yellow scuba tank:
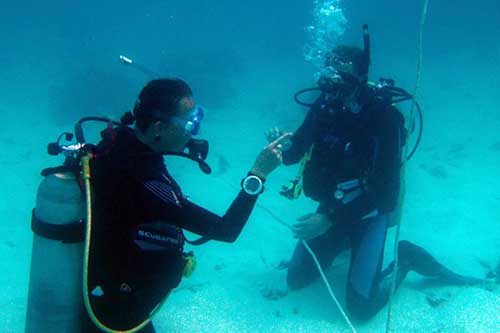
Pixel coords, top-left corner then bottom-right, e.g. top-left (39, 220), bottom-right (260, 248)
top-left (25, 169), bottom-right (86, 333)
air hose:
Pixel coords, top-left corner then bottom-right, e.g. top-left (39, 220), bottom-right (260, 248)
top-left (81, 154), bottom-right (168, 333)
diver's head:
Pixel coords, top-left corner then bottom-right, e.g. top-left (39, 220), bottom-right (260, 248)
top-left (318, 46), bottom-right (369, 101)
top-left (325, 45), bottom-right (368, 80)
top-left (131, 78), bottom-right (204, 153)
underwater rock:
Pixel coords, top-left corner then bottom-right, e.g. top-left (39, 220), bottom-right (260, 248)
top-left (425, 292), bottom-right (450, 308)
top-left (428, 166), bottom-right (448, 179)
top-left (496, 257), bottom-right (500, 284)
top-left (259, 252), bottom-right (268, 267)
top-left (2, 241), bottom-right (15, 248)
top-left (175, 282), bottom-right (208, 294)
top-left (214, 263), bottom-right (226, 271)
top-left (478, 258), bottom-right (493, 272)
top-left (216, 155), bottom-right (230, 175)
top-left (448, 143), bottom-right (466, 155)
top-left (483, 281), bottom-right (498, 292)
top-left (478, 257), bottom-right (500, 283)
top-left (489, 141), bottom-right (500, 152)
top-left (419, 164), bottom-right (448, 179)
top-left (447, 143), bottom-right (469, 160)
top-left (262, 288), bottom-right (288, 301)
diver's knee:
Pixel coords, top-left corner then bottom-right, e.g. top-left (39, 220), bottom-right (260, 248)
top-left (345, 286), bottom-right (384, 321)
top-left (397, 240), bottom-right (418, 264)
top-left (397, 240), bottom-right (414, 254)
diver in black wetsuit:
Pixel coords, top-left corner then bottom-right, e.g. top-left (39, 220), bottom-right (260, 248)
top-left (82, 78), bottom-right (290, 332)
top-left (264, 45), bottom-right (481, 320)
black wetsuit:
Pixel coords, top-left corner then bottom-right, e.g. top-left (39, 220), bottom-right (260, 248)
top-left (83, 127), bottom-right (259, 332)
top-left (283, 90), bottom-right (477, 320)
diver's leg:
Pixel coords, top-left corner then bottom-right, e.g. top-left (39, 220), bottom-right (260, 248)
top-left (287, 222), bottom-right (349, 290)
top-left (397, 240), bottom-right (483, 285)
top-left (345, 237), bottom-right (484, 321)
top-left (345, 214), bottom-right (390, 320)
top-left (261, 222), bottom-right (347, 300)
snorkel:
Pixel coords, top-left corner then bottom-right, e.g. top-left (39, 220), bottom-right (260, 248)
top-left (119, 55), bottom-right (159, 77)
top-left (360, 24), bottom-right (370, 81)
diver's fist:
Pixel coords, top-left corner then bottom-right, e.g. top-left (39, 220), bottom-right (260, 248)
top-left (265, 127), bottom-right (292, 151)
top-left (251, 132), bottom-right (292, 179)
top-left (265, 127), bottom-right (284, 143)
top-left (291, 213), bottom-right (334, 240)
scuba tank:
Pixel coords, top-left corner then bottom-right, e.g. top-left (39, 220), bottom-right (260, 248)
top-left (25, 163), bottom-right (86, 332)
top-left (25, 117), bottom-right (211, 333)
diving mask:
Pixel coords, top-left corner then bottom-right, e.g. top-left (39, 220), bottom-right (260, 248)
top-left (317, 68), bottom-right (362, 98)
top-left (171, 106), bottom-right (204, 136)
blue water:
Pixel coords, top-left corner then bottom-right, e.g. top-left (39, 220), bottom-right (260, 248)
top-left (2, 1), bottom-right (500, 332)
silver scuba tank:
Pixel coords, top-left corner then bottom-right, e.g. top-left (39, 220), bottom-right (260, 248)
top-left (25, 171), bottom-right (85, 333)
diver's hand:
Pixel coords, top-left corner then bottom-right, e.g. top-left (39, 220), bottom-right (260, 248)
top-left (265, 127), bottom-right (292, 151)
top-left (291, 213), bottom-right (334, 240)
top-left (265, 127), bottom-right (284, 142)
top-left (251, 132), bottom-right (292, 179)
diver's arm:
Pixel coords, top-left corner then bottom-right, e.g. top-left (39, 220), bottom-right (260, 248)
top-left (141, 134), bottom-right (286, 242)
top-left (140, 178), bottom-right (258, 242)
top-left (175, 191), bottom-right (259, 242)
top-left (328, 109), bottom-right (403, 222)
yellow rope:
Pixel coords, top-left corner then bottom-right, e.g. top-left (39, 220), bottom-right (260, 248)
top-left (385, 1), bottom-right (429, 332)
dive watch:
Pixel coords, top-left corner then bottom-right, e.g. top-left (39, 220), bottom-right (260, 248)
top-left (241, 174), bottom-right (264, 195)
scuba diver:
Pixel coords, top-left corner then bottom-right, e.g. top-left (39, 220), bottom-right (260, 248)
top-left (26, 78), bottom-right (290, 333)
top-left (262, 27), bottom-right (482, 320)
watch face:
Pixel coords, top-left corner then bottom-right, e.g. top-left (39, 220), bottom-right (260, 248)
top-left (243, 175), bottom-right (263, 195)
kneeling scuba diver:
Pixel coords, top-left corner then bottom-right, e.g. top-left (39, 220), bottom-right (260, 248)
top-left (280, 24), bottom-right (423, 201)
top-left (26, 78), bottom-right (289, 333)
top-left (265, 26), bottom-right (483, 326)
